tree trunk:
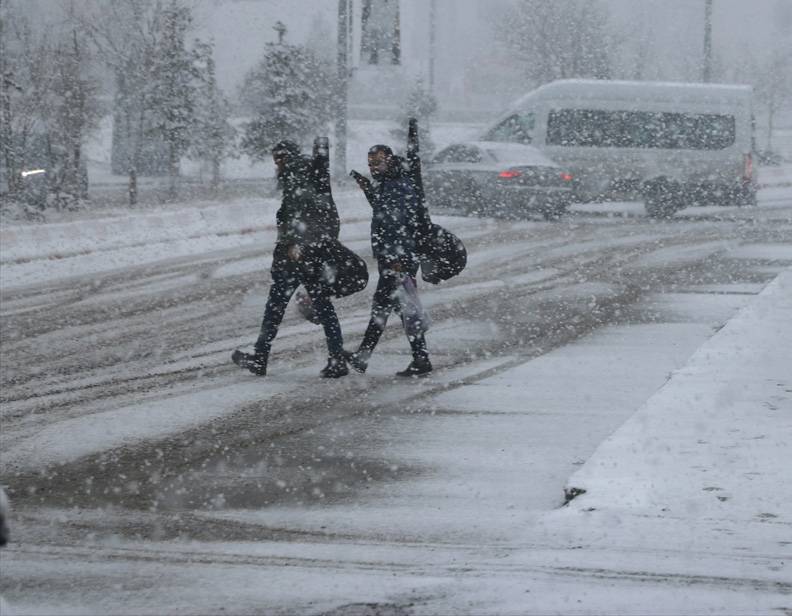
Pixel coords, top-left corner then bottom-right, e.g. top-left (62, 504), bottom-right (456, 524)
top-left (168, 142), bottom-right (179, 200)
top-left (128, 167), bottom-right (138, 206)
top-left (128, 106), bottom-right (145, 207)
top-left (211, 156), bottom-right (220, 193)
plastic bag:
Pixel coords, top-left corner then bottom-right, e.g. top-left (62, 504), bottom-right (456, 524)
top-left (295, 287), bottom-right (322, 325)
top-left (397, 275), bottom-right (431, 337)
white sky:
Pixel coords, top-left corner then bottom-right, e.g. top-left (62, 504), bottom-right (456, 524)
top-left (8, 0), bottom-right (790, 117)
top-left (191, 0), bottom-right (791, 96)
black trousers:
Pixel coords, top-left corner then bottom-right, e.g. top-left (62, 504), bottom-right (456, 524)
top-left (254, 251), bottom-right (343, 359)
top-left (358, 260), bottom-right (428, 361)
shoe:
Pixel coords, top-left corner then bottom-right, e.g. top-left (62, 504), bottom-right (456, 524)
top-left (342, 349), bottom-right (369, 374)
top-left (396, 358), bottom-right (432, 378)
top-left (232, 350), bottom-right (267, 376)
top-left (320, 356), bottom-right (349, 378)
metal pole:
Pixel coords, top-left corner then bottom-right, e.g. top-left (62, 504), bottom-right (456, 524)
top-left (335, 0), bottom-right (348, 177)
top-left (703, 0), bottom-right (712, 82)
top-left (429, 0), bottom-right (436, 92)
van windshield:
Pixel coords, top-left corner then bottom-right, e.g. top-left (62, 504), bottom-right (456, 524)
top-left (546, 109), bottom-right (736, 150)
top-left (484, 113), bottom-right (535, 144)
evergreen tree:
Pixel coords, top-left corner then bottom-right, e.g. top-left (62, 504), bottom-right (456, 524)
top-left (190, 39), bottom-right (236, 191)
top-left (148, 0), bottom-right (198, 199)
top-left (239, 38), bottom-right (334, 160)
top-left (47, 26), bottom-right (102, 209)
top-left (84, 0), bottom-right (162, 204)
top-left (391, 77), bottom-right (438, 156)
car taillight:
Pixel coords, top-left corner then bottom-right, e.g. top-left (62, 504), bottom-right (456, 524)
top-left (743, 153), bottom-right (753, 182)
top-left (498, 170), bottom-right (521, 179)
top-left (560, 172), bottom-right (574, 182)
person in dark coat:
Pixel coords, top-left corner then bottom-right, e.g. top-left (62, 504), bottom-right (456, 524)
top-left (344, 144), bottom-right (432, 377)
top-left (232, 140), bottom-right (348, 378)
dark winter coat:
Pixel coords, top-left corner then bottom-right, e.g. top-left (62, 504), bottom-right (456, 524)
top-left (273, 155), bottom-right (340, 270)
top-left (276, 156), bottom-right (340, 248)
top-left (369, 164), bottom-right (426, 265)
top-left (272, 154), bottom-right (368, 297)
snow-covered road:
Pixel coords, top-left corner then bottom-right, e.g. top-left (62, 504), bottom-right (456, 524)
top-left (1, 186), bottom-right (791, 614)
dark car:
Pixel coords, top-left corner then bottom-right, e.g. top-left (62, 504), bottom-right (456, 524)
top-left (424, 141), bottom-right (575, 219)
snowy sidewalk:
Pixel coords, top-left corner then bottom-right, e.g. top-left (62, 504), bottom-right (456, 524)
top-left (491, 268), bottom-right (792, 613)
top-left (438, 270), bottom-right (792, 613)
top-left (562, 268), bottom-right (792, 520)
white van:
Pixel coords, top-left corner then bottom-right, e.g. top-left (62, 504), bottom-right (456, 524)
top-left (482, 79), bottom-right (757, 217)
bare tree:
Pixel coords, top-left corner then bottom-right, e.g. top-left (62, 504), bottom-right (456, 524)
top-left (731, 1), bottom-right (792, 153)
top-left (1, 5), bottom-right (47, 204)
top-left (0, 0), bottom-right (22, 198)
top-left (498, 0), bottom-right (613, 87)
top-left (1, 1), bottom-right (100, 215)
top-left (745, 49), bottom-right (792, 152)
top-left (81, 0), bottom-right (161, 205)
top-left (47, 10), bottom-right (102, 208)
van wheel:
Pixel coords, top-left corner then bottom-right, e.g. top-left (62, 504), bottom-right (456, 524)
top-left (734, 185), bottom-right (758, 207)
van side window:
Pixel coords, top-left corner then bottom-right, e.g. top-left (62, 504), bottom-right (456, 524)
top-left (484, 114), bottom-right (535, 144)
top-left (546, 109), bottom-right (735, 150)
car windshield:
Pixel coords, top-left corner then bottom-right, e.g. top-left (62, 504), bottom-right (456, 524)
top-left (484, 113), bottom-right (536, 144)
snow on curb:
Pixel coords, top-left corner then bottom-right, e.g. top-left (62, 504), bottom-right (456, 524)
top-left (0, 199), bottom-right (279, 265)
top-left (564, 268), bottom-right (792, 519)
top-left (758, 164), bottom-right (792, 188)
top-left (1, 165), bottom-right (787, 266)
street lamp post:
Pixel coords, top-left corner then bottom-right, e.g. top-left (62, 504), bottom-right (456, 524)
top-left (703, 0), bottom-right (713, 82)
top-left (429, 0), bottom-right (436, 93)
top-left (335, 0), bottom-right (349, 177)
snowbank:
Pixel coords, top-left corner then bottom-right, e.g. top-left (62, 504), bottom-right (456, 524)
top-left (0, 199), bottom-right (279, 265)
top-left (564, 269), bottom-right (792, 519)
top-left (759, 163), bottom-right (792, 188)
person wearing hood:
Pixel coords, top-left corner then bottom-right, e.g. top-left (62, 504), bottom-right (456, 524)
top-left (345, 144), bottom-right (432, 377)
top-left (232, 140), bottom-right (347, 378)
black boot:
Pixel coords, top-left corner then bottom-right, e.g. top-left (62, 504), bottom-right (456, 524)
top-left (320, 355), bottom-right (349, 378)
top-left (396, 357), bottom-right (432, 378)
top-left (231, 350), bottom-right (267, 376)
top-left (342, 349), bottom-right (370, 374)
